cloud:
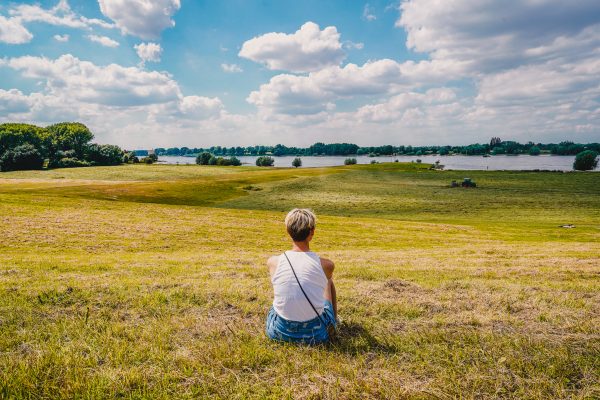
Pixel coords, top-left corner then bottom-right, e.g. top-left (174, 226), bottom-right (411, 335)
top-left (343, 41), bottom-right (364, 50)
top-left (98, 0), bottom-right (181, 39)
top-left (87, 34), bottom-right (119, 48)
top-left (221, 63), bottom-right (243, 73)
top-left (4, 54), bottom-right (179, 107)
top-left (355, 88), bottom-right (458, 123)
top-left (363, 4), bottom-right (376, 21)
top-left (9, 0), bottom-right (114, 30)
top-left (246, 58), bottom-right (463, 115)
top-left (53, 34), bottom-right (70, 42)
top-left (239, 21), bottom-right (345, 73)
top-left (134, 42), bottom-right (162, 63)
top-left (0, 54), bottom-right (225, 147)
top-left (0, 89), bottom-right (35, 114)
top-left (0, 15), bottom-right (33, 44)
top-left (397, 0), bottom-right (600, 74)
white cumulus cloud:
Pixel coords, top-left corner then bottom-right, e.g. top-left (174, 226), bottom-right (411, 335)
top-left (9, 0), bottom-right (113, 30)
top-left (239, 21), bottom-right (345, 73)
top-left (87, 34), bottom-right (119, 48)
top-left (221, 63), bottom-right (243, 73)
top-left (98, 0), bottom-right (181, 39)
top-left (134, 42), bottom-right (162, 63)
top-left (53, 34), bottom-right (70, 42)
top-left (0, 15), bottom-right (33, 44)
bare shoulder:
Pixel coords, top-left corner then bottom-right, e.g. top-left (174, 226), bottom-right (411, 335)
top-left (319, 257), bottom-right (335, 278)
top-left (267, 255), bottom-right (279, 269)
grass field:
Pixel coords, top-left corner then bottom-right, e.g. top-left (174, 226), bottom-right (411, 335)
top-left (1, 163), bottom-right (599, 399)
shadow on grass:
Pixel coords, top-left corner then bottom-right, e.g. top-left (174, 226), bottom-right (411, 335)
top-left (327, 321), bottom-right (399, 355)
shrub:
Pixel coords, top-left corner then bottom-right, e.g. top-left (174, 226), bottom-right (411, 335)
top-left (208, 155), bottom-right (217, 165)
top-left (529, 146), bottom-right (541, 156)
top-left (256, 156), bottom-right (275, 167)
top-left (196, 152), bottom-right (212, 165)
top-left (54, 157), bottom-right (91, 168)
top-left (344, 158), bottom-right (357, 165)
top-left (229, 156), bottom-right (242, 166)
top-left (370, 160), bottom-right (378, 164)
top-left (0, 143), bottom-right (44, 171)
top-left (292, 157), bottom-right (302, 168)
top-left (85, 144), bottom-right (124, 166)
top-left (573, 150), bottom-right (598, 171)
top-left (142, 157), bottom-right (154, 164)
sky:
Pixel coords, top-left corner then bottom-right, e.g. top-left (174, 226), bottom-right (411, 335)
top-left (0, 0), bottom-right (599, 149)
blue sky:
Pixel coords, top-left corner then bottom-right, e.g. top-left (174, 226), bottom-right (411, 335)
top-left (1, 0), bottom-right (599, 148)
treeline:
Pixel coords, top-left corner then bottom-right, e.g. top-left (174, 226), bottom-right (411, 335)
top-left (0, 123), bottom-right (125, 172)
top-left (152, 139), bottom-right (600, 157)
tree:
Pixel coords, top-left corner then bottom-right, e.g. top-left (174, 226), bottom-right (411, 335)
top-left (528, 146), bottom-right (541, 156)
top-left (0, 143), bottom-right (44, 171)
top-left (229, 156), bottom-right (242, 166)
top-left (85, 144), bottom-right (124, 166)
top-left (292, 157), bottom-right (302, 168)
top-left (0, 123), bottom-right (49, 159)
top-left (573, 150), bottom-right (598, 171)
top-left (196, 152), bottom-right (212, 165)
top-left (490, 137), bottom-right (502, 147)
top-left (46, 122), bottom-right (94, 159)
top-left (256, 156), bottom-right (274, 166)
top-left (344, 158), bottom-right (357, 165)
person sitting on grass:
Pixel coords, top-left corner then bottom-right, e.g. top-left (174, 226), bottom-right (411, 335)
top-left (266, 208), bottom-right (337, 344)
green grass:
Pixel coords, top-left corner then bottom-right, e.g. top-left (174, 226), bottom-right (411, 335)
top-left (1, 163), bottom-right (598, 399)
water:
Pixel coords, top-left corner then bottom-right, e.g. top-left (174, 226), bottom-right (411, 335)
top-left (158, 154), bottom-right (596, 171)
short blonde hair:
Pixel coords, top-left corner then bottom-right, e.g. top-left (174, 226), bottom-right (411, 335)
top-left (285, 208), bottom-right (316, 241)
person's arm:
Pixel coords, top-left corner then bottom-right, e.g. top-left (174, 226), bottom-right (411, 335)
top-left (267, 255), bottom-right (279, 278)
top-left (320, 257), bottom-right (334, 279)
top-left (320, 257), bottom-right (337, 318)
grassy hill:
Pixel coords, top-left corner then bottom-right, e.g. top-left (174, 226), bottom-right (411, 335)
top-left (1, 163), bottom-right (598, 398)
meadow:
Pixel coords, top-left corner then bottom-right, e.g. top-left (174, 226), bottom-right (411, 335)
top-left (0, 163), bottom-right (598, 399)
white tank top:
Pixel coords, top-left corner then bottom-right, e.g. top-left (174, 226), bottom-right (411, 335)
top-left (271, 251), bottom-right (328, 322)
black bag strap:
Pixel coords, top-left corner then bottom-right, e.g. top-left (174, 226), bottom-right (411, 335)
top-left (283, 251), bottom-right (326, 326)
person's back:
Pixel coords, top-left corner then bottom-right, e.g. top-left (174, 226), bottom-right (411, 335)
top-left (271, 251), bottom-right (327, 322)
top-left (266, 208), bottom-right (337, 344)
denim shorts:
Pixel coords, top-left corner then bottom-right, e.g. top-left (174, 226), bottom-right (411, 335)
top-left (266, 300), bottom-right (336, 344)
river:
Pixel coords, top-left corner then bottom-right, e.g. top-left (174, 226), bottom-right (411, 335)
top-left (157, 154), bottom-right (597, 171)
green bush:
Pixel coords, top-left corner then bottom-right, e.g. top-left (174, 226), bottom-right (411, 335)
top-left (0, 143), bottom-right (44, 171)
top-left (573, 150), bottom-right (598, 171)
top-left (229, 156), bottom-right (242, 166)
top-left (196, 152), bottom-right (212, 165)
top-left (54, 157), bottom-right (91, 168)
top-left (292, 157), bottom-right (302, 168)
top-left (528, 146), bottom-right (541, 156)
top-left (85, 144), bottom-right (124, 166)
top-left (142, 157), bottom-right (154, 164)
top-left (256, 156), bottom-right (274, 167)
top-left (344, 158), bottom-right (357, 165)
